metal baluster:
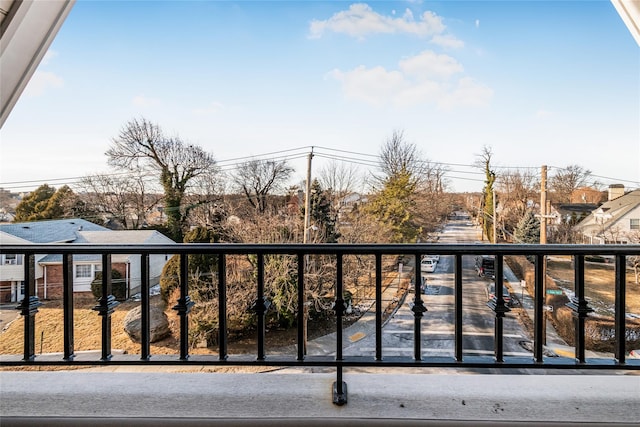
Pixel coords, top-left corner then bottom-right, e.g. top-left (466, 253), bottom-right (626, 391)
top-left (92, 253), bottom-right (119, 361)
top-left (615, 254), bottom-right (627, 364)
top-left (412, 254), bottom-right (427, 361)
top-left (455, 253), bottom-right (463, 362)
top-left (62, 253), bottom-right (75, 361)
top-left (333, 253), bottom-right (347, 405)
top-left (173, 253), bottom-right (194, 360)
top-left (297, 253), bottom-right (305, 360)
top-left (140, 253), bottom-right (150, 360)
top-left (375, 253), bottom-right (382, 361)
top-left (534, 254), bottom-right (545, 362)
top-left (251, 253), bottom-right (270, 361)
top-left (487, 255), bottom-right (509, 362)
top-left (567, 254), bottom-right (593, 363)
top-left (218, 254), bottom-right (228, 360)
top-left (17, 254), bottom-right (41, 361)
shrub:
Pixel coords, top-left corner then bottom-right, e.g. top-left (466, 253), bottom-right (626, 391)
top-left (90, 270), bottom-right (126, 301)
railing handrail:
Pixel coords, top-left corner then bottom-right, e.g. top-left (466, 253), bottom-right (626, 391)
top-left (1, 242), bottom-right (639, 404)
top-left (3, 242), bottom-right (640, 255)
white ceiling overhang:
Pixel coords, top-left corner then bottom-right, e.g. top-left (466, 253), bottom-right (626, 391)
top-left (611, 0), bottom-right (640, 46)
top-left (0, 0), bottom-right (75, 127)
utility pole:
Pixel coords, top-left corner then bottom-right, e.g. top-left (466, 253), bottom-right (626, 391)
top-left (302, 147), bottom-right (314, 354)
top-left (303, 148), bottom-right (313, 244)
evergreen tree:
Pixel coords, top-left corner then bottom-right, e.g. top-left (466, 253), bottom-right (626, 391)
top-left (14, 184), bottom-right (77, 221)
top-left (303, 179), bottom-right (340, 243)
top-left (365, 172), bottom-right (421, 243)
top-left (514, 209), bottom-right (540, 244)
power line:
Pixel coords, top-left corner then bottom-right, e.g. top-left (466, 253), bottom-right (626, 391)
top-left (217, 146), bottom-right (312, 164)
top-left (2, 145), bottom-right (638, 193)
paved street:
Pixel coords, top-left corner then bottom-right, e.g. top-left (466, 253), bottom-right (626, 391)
top-left (337, 219), bottom-right (532, 361)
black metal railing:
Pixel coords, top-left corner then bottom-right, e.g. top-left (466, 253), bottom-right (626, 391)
top-left (1, 243), bottom-right (639, 405)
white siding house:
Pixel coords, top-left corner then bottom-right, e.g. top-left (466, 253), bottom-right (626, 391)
top-left (574, 189), bottom-right (640, 244)
top-left (75, 230), bottom-right (175, 295)
top-left (1, 219), bottom-right (175, 300)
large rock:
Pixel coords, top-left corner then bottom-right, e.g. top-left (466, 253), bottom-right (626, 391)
top-left (123, 305), bottom-right (171, 343)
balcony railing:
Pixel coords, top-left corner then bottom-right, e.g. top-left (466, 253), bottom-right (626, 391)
top-left (1, 243), bottom-right (639, 405)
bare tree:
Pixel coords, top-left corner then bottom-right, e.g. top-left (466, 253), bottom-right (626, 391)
top-left (377, 129), bottom-right (424, 186)
top-left (78, 172), bottom-right (161, 229)
top-left (496, 169), bottom-right (538, 240)
top-left (419, 161), bottom-right (449, 194)
top-left (318, 160), bottom-right (361, 201)
top-left (550, 165), bottom-right (592, 203)
top-left (475, 146), bottom-right (496, 242)
top-left (232, 158), bottom-right (294, 214)
top-left (107, 117), bottom-right (217, 241)
top-left (627, 231), bottom-right (640, 284)
top-left (317, 160), bottom-right (362, 235)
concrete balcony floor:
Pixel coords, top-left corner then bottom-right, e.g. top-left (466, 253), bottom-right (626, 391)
top-left (1, 368), bottom-right (639, 426)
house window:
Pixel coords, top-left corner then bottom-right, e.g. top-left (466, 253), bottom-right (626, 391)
top-left (94, 263), bottom-right (102, 272)
top-left (4, 254), bottom-right (16, 264)
top-left (630, 219), bottom-right (640, 230)
top-left (75, 265), bottom-right (92, 278)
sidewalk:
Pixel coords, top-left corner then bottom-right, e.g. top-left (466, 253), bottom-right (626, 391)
top-left (307, 263), bottom-right (407, 356)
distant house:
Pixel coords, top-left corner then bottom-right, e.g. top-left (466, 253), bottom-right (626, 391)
top-left (337, 193), bottom-right (367, 223)
top-left (569, 186), bottom-right (607, 204)
top-left (0, 210), bottom-right (16, 223)
top-left (0, 219), bottom-right (174, 302)
top-left (549, 203), bottom-right (598, 226)
top-left (573, 188), bottom-right (640, 244)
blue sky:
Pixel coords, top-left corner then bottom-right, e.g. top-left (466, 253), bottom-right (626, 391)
top-left (1, 0), bottom-right (638, 194)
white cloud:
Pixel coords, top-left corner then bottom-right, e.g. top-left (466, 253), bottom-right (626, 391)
top-left (329, 66), bottom-right (407, 106)
top-left (399, 51), bottom-right (464, 79)
top-left (309, 3), bottom-right (446, 39)
top-left (132, 95), bottom-right (161, 108)
top-left (328, 50), bottom-right (492, 110)
top-left (402, 8), bottom-right (414, 21)
top-left (23, 71), bottom-right (63, 97)
top-left (431, 34), bottom-right (464, 49)
top-left (475, 19), bottom-right (480, 29)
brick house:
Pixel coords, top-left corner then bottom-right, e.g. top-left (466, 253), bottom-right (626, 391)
top-left (0, 219), bottom-right (174, 302)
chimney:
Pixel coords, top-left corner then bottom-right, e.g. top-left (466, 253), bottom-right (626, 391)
top-left (608, 184), bottom-right (625, 201)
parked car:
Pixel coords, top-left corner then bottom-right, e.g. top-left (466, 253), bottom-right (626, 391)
top-left (475, 255), bottom-right (495, 279)
top-left (423, 254), bottom-right (440, 262)
top-left (629, 349), bottom-right (640, 359)
top-left (488, 283), bottom-right (511, 306)
top-left (420, 258), bottom-right (437, 273)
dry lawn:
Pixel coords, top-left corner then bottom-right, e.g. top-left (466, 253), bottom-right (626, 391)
top-left (546, 257), bottom-right (640, 316)
top-left (0, 294), bottom-right (189, 357)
